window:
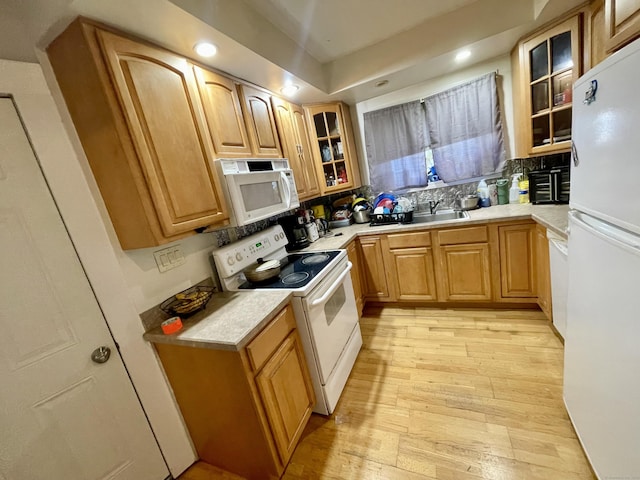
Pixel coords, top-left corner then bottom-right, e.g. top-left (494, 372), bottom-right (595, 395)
top-left (363, 101), bottom-right (428, 193)
top-left (424, 72), bottom-right (505, 183)
top-left (363, 72), bottom-right (505, 191)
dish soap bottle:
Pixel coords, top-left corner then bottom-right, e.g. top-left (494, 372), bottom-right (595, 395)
top-left (509, 174), bottom-right (521, 204)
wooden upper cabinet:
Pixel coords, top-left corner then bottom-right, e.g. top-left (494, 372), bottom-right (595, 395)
top-left (271, 96), bottom-right (321, 201)
top-left (238, 84), bottom-right (282, 158)
top-left (47, 19), bottom-right (229, 249)
top-left (304, 102), bottom-right (361, 195)
top-left (291, 103), bottom-right (321, 199)
top-left (605, 0), bottom-right (640, 52)
top-left (521, 15), bottom-right (581, 156)
top-left (589, 0), bottom-right (608, 68)
top-left (193, 66), bottom-right (253, 157)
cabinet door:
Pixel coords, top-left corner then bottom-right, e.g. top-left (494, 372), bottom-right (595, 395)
top-left (536, 225), bottom-right (553, 319)
top-left (271, 97), bottom-right (311, 200)
top-left (255, 333), bottom-right (314, 466)
top-left (359, 236), bottom-right (391, 300)
top-left (96, 30), bottom-right (228, 237)
top-left (346, 240), bottom-right (364, 316)
top-left (304, 102), bottom-right (359, 195)
top-left (388, 247), bottom-right (438, 301)
top-left (440, 244), bottom-right (492, 301)
top-left (498, 224), bottom-right (537, 298)
top-left (522, 15), bottom-right (581, 155)
top-left (193, 66), bottom-right (253, 157)
top-left (605, 0), bottom-right (640, 52)
top-left (291, 103), bottom-right (321, 199)
top-left (239, 84), bottom-right (282, 158)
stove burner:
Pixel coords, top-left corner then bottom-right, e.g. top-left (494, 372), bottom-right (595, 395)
top-left (282, 271), bottom-right (310, 285)
top-left (302, 253), bottom-right (330, 265)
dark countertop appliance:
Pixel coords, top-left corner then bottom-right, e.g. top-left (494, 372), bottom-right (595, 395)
top-left (278, 215), bottom-right (310, 251)
top-left (529, 166), bottom-right (570, 204)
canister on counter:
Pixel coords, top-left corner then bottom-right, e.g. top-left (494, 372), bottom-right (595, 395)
top-left (311, 204), bottom-right (327, 220)
top-left (488, 184), bottom-right (499, 205)
top-left (496, 179), bottom-right (509, 205)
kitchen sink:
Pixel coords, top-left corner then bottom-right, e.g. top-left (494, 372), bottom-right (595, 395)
top-left (412, 209), bottom-right (470, 224)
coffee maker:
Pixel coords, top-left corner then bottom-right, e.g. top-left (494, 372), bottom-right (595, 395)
top-left (278, 215), bottom-right (310, 251)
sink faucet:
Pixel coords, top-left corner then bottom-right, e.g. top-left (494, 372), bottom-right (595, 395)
top-left (428, 200), bottom-right (440, 214)
top-left (452, 191), bottom-right (463, 211)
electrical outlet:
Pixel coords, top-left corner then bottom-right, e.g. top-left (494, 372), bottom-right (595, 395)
top-left (153, 245), bottom-right (186, 272)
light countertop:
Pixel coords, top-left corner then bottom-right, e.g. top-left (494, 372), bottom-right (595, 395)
top-left (305, 204), bottom-right (569, 251)
top-left (143, 290), bottom-right (292, 351)
top-left (143, 204), bottom-right (568, 351)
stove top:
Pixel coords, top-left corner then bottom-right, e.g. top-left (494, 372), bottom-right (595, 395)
top-left (238, 251), bottom-right (341, 290)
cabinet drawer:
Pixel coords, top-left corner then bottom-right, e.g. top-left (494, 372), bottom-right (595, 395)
top-left (246, 305), bottom-right (296, 372)
top-left (387, 231), bottom-right (431, 249)
top-left (438, 226), bottom-right (488, 245)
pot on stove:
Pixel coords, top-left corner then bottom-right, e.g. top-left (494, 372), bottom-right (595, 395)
top-left (243, 258), bottom-right (281, 283)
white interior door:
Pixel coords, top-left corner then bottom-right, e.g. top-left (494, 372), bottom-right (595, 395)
top-left (0, 97), bottom-right (168, 480)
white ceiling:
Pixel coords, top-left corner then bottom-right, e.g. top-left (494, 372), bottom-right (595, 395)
top-left (1, 0), bottom-right (585, 104)
top-left (241, 0), bottom-right (481, 63)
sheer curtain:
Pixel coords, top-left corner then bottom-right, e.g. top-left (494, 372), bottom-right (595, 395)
top-left (363, 101), bottom-right (428, 192)
top-left (423, 72), bottom-right (505, 183)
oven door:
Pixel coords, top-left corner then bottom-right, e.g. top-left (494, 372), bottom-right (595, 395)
top-left (225, 170), bottom-right (300, 225)
top-left (301, 258), bottom-right (359, 384)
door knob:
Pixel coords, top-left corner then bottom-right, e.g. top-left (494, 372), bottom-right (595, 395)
top-left (91, 346), bottom-right (111, 364)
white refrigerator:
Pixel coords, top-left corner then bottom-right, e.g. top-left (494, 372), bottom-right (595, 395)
top-left (564, 38), bottom-right (640, 479)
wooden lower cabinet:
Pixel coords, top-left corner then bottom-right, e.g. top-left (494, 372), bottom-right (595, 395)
top-left (153, 305), bottom-right (314, 480)
top-left (498, 222), bottom-right (537, 299)
top-left (346, 240), bottom-right (365, 316)
top-left (359, 236), bottom-right (392, 301)
top-left (436, 226), bottom-right (492, 302)
top-left (356, 220), bottom-right (552, 309)
top-left (536, 224), bottom-right (553, 320)
top-left (438, 243), bottom-right (492, 301)
top-left (385, 231), bottom-right (437, 301)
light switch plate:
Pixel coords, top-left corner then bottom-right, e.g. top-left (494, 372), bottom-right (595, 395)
top-left (153, 245), bottom-right (186, 273)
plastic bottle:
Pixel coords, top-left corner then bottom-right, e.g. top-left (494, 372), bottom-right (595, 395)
top-left (477, 179), bottom-right (488, 199)
top-left (477, 179), bottom-right (490, 207)
top-left (509, 174), bottom-right (521, 204)
top-left (519, 179), bottom-right (530, 204)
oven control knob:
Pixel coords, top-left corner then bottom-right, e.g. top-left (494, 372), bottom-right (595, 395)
top-left (227, 256), bottom-right (235, 266)
top-left (279, 232), bottom-right (285, 240)
top-left (274, 234), bottom-right (279, 242)
top-left (235, 252), bottom-right (243, 262)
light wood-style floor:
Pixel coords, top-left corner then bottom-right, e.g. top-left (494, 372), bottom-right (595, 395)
top-left (180, 306), bottom-right (595, 480)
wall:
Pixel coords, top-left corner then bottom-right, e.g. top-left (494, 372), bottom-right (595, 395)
top-left (353, 54), bottom-right (516, 187)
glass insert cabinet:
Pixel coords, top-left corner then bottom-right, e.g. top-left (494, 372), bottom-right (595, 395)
top-left (304, 102), bottom-right (360, 195)
top-left (522, 15), bottom-right (581, 154)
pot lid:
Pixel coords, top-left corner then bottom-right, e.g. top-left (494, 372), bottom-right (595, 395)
top-left (254, 259), bottom-right (280, 272)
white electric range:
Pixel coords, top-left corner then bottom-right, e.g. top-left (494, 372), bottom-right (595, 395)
top-left (212, 225), bottom-right (362, 415)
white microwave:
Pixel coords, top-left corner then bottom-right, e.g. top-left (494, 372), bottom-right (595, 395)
top-left (214, 158), bottom-right (299, 228)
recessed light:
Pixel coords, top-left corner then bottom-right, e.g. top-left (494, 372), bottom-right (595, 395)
top-left (193, 42), bottom-right (218, 57)
top-left (280, 84), bottom-right (299, 96)
top-left (455, 50), bottom-right (471, 62)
